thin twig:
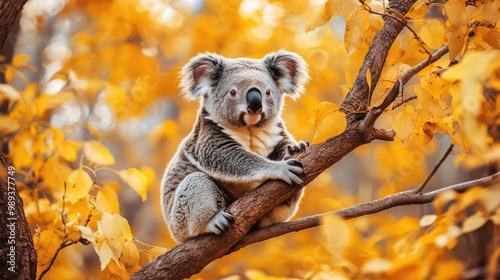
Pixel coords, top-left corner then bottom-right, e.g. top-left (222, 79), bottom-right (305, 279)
top-left (38, 183), bottom-right (69, 280)
top-left (392, 95), bottom-right (417, 109)
top-left (233, 170), bottom-right (500, 251)
top-left (414, 143), bottom-right (454, 194)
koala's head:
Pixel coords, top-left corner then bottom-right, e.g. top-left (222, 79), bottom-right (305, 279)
top-left (179, 50), bottom-right (309, 128)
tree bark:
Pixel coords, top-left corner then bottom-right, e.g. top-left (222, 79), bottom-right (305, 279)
top-left (0, 155), bottom-right (37, 280)
top-left (0, 0), bottom-right (27, 50)
top-left (1, 1), bottom-right (35, 279)
top-left (132, 0), bottom-right (418, 279)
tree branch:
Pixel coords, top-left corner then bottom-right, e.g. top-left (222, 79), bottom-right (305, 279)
top-left (234, 170), bottom-right (500, 250)
top-left (414, 143), bottom-right (454, 194)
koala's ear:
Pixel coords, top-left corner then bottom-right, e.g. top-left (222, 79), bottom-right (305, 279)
top-left (263, 50), bottom-right (309, 98)
top-left (179, 53), bottom-right (224, 99)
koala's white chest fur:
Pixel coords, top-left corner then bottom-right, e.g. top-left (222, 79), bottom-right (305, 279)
top-left (221, 121), bottom-right (284, 157)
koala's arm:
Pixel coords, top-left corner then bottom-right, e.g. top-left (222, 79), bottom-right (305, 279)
top-left (185, 123), bottom-right (304, 185)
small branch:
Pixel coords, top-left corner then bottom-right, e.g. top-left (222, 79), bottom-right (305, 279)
top-left (38, 240), bottom-right (79, 280)
top-left (392, 95), bottom-right (417, 109)
top-left (414, 143), bottom-right (454, 194)
top-left (233, 170), bottom-right (500, 250)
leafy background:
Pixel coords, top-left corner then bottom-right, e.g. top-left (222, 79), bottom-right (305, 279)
top-left (1, 0), bottom-right (500, 279)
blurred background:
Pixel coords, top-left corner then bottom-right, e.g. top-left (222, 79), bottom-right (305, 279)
top-left (2, 0), bottom-right (496, 278)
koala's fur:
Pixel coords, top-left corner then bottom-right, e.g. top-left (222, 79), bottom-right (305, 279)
top-left (161, 50), bottom-right (309, 243)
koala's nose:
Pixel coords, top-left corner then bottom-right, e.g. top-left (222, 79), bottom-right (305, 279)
top-left (246, 88), bottom-right (262, 114)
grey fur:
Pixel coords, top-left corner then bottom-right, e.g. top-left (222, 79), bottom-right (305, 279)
top-left (161, 50), bottom-right (309, 243)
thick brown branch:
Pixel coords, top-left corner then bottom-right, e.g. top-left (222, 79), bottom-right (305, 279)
top-left (235, 170), bottom-right (500, 249)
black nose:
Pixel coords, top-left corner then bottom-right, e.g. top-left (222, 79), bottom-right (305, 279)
top-left (246, 88), bottom-right (262, 114)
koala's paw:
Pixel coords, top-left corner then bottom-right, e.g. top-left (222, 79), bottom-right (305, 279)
top-left (287, 141), bottom-right (310, 156)
top-left (207, 211), bottom-right (235, 235)
top-left (276, 156), bottom-right (305, 185)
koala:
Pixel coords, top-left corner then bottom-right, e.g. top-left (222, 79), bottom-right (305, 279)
top-left (160, 50), bottom-right (310, 243)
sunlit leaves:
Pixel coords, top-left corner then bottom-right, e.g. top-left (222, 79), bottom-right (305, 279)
top-left (95, 188), bottom-right (120, 214)
top-left (83, 141), bottom-right (116, 166)
top-left (393, 105), bottom-right (417, 147)
top-left (306, 0), bottom-right (346, 32)
top-left (419, 19), bottom-right (445, 50)
top-left (442, 50), bottom-right (500, 158)
top-left (406, 0), bottom-right (428, 19)
top-left (344, 8), bottom-right (370, 55)
top-left (308, 102), bottom-right (347, 144)
top-left (0, 115), bottom-right (20, 135)
top-left (66, 167), bottom-right (93, 204)
top-left (118, 168), bottom-right (149, 201)
top-left (34, 229), bottom-right (62, 268)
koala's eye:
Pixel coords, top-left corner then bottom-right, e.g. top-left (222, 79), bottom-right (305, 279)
top-left (265, 90), bottom-right (271, 97)
top-left (230, 90), bottom-right (237, 97)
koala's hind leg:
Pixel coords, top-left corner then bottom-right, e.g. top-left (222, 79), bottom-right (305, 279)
top-left (256, 189), bottom-right (304, 228)
top-left (169, 172), bottom-right (234, 242)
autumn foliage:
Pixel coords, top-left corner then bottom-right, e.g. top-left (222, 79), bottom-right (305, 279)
top-left (1, 0), bottom-right (500, 279)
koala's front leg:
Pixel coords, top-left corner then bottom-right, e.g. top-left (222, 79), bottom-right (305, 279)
top-left (168, 172), bottom-right (234, 243)
top-left (194, 133), bottom-right (305, 185)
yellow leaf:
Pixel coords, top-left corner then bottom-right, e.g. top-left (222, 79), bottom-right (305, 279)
top-left (321, 214), bottom-right (351, 257)
top-left (58, 140), bottom-right (79, 162)
top-left (83, 140), bottom-right (115, 166)
top-left (66, 168), bottom-right (93, 204)
top-left (98, 213), bottom-right (128, 261)
top-left (406, 0), bottom-right (428, 19)
top-left (361, 258), bottom-right (392, 274)
top-left (312, 111), bottom-right (347, 144)
top-left (433, 259), bottom-right (463, 280)
top-left (462, 214), bottom-right (488, 233)
top-left (77, 226), bottom-right (95, 243)
top-left (34, 92), bottom-right (72, 118)
top-left (0, 115), bottom-right (20, 135)
top-left (419, 19), bottom-right (445, 49)
top-left (444, 0), bottom-right (469, 59)
top-left (148, 246), bottom-right (168, 262)
top-left (0, 83), bottom-right (20, 101)
top-left (344, 8), bottom-right (370, 55)
top-left (96, 188), bottom-right (120, 214)
top-left (419, 214), bottom-right (437, 227)
top-left (12, 53), bottom-right (31, 67)
top-left (98, 242), bottom-right (113, 270)
top-left (10, 129), bottom-right (34, 169)
top-left (308, 101), bottom-right (340, 125)
top-left (41, 156), bottom-right (72, 197)
top-left (479, 186), bottom-right (500, 212)
top-left (393, 105), bottom-right (417, 147)
top-left (477, 26), bottom-right (500, 50)
top-left (34, 229), bottom-right (62, 267)
top-left (5, 67), bottom-right (14, 83)
top-left (433, 190), bottom-right (457, 214)
top-left (119, 168), bottom-right (148, 201)
top-left (121, 240), bottom-right (139, 268)
top-left (442, 51), bottom-right (499, 81)
top-left (306, 0), bottom-right (347, 32)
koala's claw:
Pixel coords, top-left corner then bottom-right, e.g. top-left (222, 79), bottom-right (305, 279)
top-left (277, 156), bottom-right (305, 185)
top-left (283, 156), bottom-right (303, 168)
top-left (208, 211), bottom-right (234, 235)
top-left (287, 141), bottom-right (310, 156)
